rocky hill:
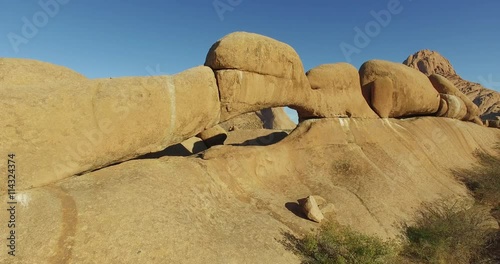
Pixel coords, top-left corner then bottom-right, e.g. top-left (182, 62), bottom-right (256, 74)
top-left (404, 50), bottom-right (500, 120)
top-left (1, 33), bottom-right (499, 263)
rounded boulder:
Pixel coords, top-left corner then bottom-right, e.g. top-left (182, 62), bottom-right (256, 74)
top-left (359, 60), bottom-right (440, 118)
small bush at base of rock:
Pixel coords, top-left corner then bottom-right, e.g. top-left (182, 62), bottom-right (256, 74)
top-left (454, 146), bottom-right (500, 261)
top-left (402, 202), bottom-right (495, 264)
top-left (297, 223), bottom-right (398, 264)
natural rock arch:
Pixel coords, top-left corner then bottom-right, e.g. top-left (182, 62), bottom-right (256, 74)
top-left (0, 32), bottom-right (485, 192)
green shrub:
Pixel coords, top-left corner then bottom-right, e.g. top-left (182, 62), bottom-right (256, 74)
top-left (402, 202), bottom-right (495, 264)
top-left (454, 146), bottom-right (500, 261)
top-left (296, 223), bottom-right (398, 264)
top-left (457, 150), bottom-right (500, 209)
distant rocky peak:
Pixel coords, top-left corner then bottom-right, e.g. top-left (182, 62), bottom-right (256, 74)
top-left (403, 49), bottom-right (457, 76)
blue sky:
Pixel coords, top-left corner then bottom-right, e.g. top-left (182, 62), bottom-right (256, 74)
top-left (1, 0), bottom-right (500, 121)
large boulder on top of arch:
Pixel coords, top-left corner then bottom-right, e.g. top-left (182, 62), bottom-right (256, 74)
top-left (205, 32), bottom-right (372, 122)
top-left (205, 32), bottom-right (311, 121)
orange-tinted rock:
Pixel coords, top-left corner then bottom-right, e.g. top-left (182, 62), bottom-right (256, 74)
top-left (359, 60), bottom-right (440, 118)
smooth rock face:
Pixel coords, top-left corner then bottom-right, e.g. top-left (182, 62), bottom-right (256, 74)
top-left (0, 158), bottom-right (301, 264)
top-left (438, 94), bottom-right (468, 119)
top-left (168, 67), bottom-right (221, 138)
top-left (304, 63), bottom-right (378, 119)
top-left (214, 69), bottom-right (302, 120)
top-left (359, 60), bottom-right (441, 118)
top-left (2, 117), bottom-right (499, 263)
top-left (300, 196), bottom-right (325, 223)
top-left (202, 117), bottom-right (500, 239)
top-left (429, 74), bottom-right (480, 121)
top-left (0, 64), bottom-right (220, 190)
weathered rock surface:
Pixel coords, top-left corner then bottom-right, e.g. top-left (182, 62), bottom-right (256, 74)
top-left (0, 64), bottom-right (220, 191)
top-left (359, 60), bottom-right (440, 118)
top-left (304, 63), bottom-right (378, 119)
top-left (429, 74), bottom-right (480, 121)
top-left (5, 117), bottom-right (498, 263)
top-left (404, 50), bottom-right (500, 120)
